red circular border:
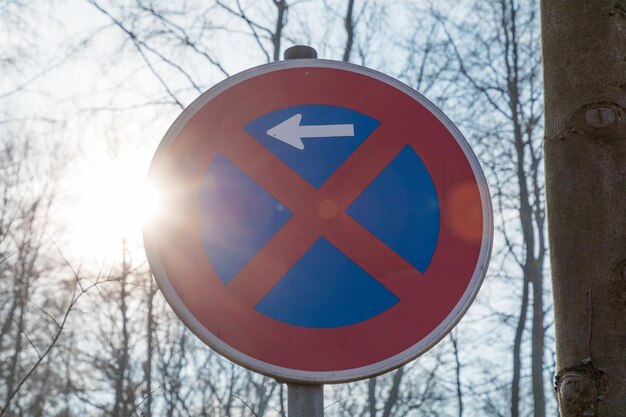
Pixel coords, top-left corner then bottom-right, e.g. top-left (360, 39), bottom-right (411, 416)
top-left (145, 61), bottom-right (491, 382)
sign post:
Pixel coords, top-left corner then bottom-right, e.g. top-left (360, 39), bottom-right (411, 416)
top-left (282, 47), bottom-right (327, 417)
top-left (144, 45), bottom-right (492, 416)
top-left (288, 384), bottom-right (323, 417)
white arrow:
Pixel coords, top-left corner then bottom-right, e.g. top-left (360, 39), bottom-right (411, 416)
top-left (266, 114), bottom-right (355, 150)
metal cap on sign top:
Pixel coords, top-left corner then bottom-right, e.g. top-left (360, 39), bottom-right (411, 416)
top-left (283, 45), bottom-right (318, 60)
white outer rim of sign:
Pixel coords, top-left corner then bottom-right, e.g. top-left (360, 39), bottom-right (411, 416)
top-left (144, 59), bottom-right (494, 384)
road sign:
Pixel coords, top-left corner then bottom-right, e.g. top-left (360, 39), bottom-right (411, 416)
top-left (144, 59), bottom-right (493, 383)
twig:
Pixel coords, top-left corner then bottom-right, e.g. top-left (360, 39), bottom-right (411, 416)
top-left (12, 319), bottom-right (42, 358)
top-left (231, 394), bottom-right (260, 417)
top-left (0, 264), bottom-right (119, 416)
top-left (324, 396), bottom-right (347, 410)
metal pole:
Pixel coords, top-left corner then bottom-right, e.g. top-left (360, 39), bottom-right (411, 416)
top-left (288, 384), bottom-right (324, 417)
top-left (282, 44), bottom-right (323, 417)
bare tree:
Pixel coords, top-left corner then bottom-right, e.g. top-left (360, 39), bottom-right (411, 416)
top-left (0, 124), bottom-right (83, 416)
top-left (431, 0), bottom-right (548, 415)
top-left (142, 278), bottom-right (157, 417)
top-left (342, 0), bottom-right (355, 62)
top-left (329, 350), bottom-right (448, 417)
top-left (215, 0), bottom-right (289, 62)
top-left (542, 0), bottom-right (626, 414)
top-left (449, 332), bottom-right (464, 417)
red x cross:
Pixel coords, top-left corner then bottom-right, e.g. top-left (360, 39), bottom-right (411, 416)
top-left (218, 118), bottom-right (422, 310)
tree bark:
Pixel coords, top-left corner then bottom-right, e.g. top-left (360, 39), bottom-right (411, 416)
top-left (541, 0), bottom-right (626, 415)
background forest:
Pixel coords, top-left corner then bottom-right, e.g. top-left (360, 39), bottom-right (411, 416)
top-left (1, 0), bottom-right (553, 416)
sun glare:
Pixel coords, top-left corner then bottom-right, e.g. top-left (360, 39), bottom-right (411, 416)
top-left (67, 152), bottom-right (162, 259)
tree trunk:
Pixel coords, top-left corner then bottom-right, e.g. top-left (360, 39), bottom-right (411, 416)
top-left (272, 0), bottom-right (287, 62)
top-left (342, 0), bottom-right (355, 62)
top-left (511, 278), bottom-right (529, 417)
top-left (541, 0), bottom-right (626, 415)
top-left (507, 0), bottom-right (547, 411)
top-left (530, 267), bottom-right (545, 417)
top-left (144, 279), bottom-right (156, 417)
top-left (4, 300), bottom-right (24, 409)
top-left (450, 333), bottom-right (464, 417)
top-left (381, 368), bottom-right (403, 417)
top-left (113, 247), bottom-right (131, 417)
top-left (368, 377), bottom-right (377, 417)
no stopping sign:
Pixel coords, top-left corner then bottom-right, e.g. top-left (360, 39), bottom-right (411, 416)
top-left (144, 59), bottom-right (493, 383)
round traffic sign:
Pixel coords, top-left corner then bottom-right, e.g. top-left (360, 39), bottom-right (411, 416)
top-left (144, 59), bottom-right (493, 383)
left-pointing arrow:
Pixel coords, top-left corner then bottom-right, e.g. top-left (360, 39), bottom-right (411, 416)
top-left (266, 114), bottom-right (355, 150)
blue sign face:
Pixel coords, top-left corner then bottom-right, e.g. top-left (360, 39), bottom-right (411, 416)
top-left (244, 104), bottom-right (380, 188)
top-left (198, 104), bottom-right (440, 329)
